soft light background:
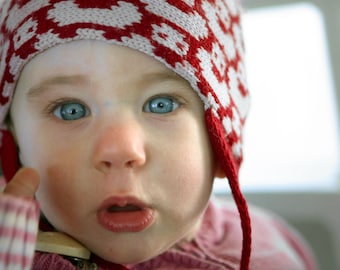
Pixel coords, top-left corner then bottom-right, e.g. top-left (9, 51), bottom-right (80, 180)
top-left (215, 2), bottom-right (340, 270)
top-left (214, 2), bottom-right (339, 193)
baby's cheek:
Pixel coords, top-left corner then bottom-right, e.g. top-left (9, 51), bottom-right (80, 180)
top-left (36, 166), bottom-right (76, 224)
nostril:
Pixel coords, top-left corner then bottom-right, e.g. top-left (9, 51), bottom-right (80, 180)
top-left (125, 160), bottom-right (134, 168)
top-left (103, 161), bottom-right (112, 168)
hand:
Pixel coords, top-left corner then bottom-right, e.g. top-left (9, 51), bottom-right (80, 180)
top-left (3, 168), bottom-right (40, 199)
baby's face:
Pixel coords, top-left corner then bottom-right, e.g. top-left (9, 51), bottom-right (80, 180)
top-left (10, 40), bottom-right (218, 264)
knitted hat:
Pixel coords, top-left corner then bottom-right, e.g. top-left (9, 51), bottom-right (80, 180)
top-left (0, 0), bottom-right (251, 269)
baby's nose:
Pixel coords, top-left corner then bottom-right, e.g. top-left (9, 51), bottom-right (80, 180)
top-left (93, 119), bottom-right (146, 174)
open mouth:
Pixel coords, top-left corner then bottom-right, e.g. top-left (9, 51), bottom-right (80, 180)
top-left (107, 204), bottom-right (142, 213)
top-left (97, 196), bottom-right (155, 233)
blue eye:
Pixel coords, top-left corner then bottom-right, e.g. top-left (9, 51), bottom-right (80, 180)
top-left (53, 102), bottom-right (89, 121)
top-left (144, 96), bottom-right (180, 114)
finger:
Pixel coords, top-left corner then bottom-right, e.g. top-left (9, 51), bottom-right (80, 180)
top-left (3, 168), bottom-right (40, 199)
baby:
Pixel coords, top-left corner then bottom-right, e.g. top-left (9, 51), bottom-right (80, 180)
top-left (0, 1), bottom-right (318, 269)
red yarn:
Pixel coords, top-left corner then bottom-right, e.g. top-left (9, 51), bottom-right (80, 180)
top-left (206, 112), bottom-right (251, 270)
top-left (0, 129), bottom-right (20, 182)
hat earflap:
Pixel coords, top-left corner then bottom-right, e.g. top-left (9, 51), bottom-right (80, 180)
top-left (205, 111), bottom-right (251, 270)
top-left (0, 129), bottom-right (20, 182)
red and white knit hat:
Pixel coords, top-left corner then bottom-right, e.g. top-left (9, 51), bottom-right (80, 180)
top-left (0, 0), bottom-right (251, 269)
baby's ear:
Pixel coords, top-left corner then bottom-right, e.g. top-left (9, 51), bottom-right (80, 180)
top-left (5, 115), bottom-right (17, 142)
top-left (214, 161), bottom-right (225, 178)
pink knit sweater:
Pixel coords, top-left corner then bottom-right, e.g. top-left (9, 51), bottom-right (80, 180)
top-left (0, 193), bottom-right (318, 270)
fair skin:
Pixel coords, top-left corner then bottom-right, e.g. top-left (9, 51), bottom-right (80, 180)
top-left (6, 40), bottom-right (222, 264)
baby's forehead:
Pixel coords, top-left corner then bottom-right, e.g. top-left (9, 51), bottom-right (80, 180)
top-left (24, 40), bottom-right (154, 68)
top-left (21, 40), bottom-right (178, 80)
top-left (17, 40), bottom-right (190, 97)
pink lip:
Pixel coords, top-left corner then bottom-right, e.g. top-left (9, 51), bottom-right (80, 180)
top-left (97, 196), bottom-right (155, 233)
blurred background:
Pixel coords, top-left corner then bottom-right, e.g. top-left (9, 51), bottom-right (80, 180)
top-left (214, 0), bottom-right (340, 269)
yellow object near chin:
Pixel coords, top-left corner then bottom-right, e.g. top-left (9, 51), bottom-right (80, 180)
top-left (36, 231), bottom-right (90, 260)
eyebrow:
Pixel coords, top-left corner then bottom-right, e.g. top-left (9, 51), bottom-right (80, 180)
top-left (143, 69), bottom-right (183, 82)
top-left (27, 75), bottom-right (89, 98)
top-left (141, 69), bottom-right (190, 90)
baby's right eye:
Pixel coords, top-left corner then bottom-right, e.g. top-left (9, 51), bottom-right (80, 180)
top-left (143, 96), bottom-right (180, 114)
top-left (53, 102), bottom-right (90, 121)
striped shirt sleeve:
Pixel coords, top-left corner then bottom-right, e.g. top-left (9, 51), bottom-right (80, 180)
top-left (0, 194), bottom-right (39, 270)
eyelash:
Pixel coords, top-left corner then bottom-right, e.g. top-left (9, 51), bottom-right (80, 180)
top-left (44, 97), bottom-right (87, 115)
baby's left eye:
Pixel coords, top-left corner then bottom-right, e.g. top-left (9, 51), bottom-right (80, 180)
top-left (143, 96), bottom-right (180, 114)
top-left (53, 102), bottom-right (90, 121)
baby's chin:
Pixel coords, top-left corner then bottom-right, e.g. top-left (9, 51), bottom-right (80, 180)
top-left (95, 229), bottom-right (202, 265)
top-left (92, 247), bottom-right (164, 265)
